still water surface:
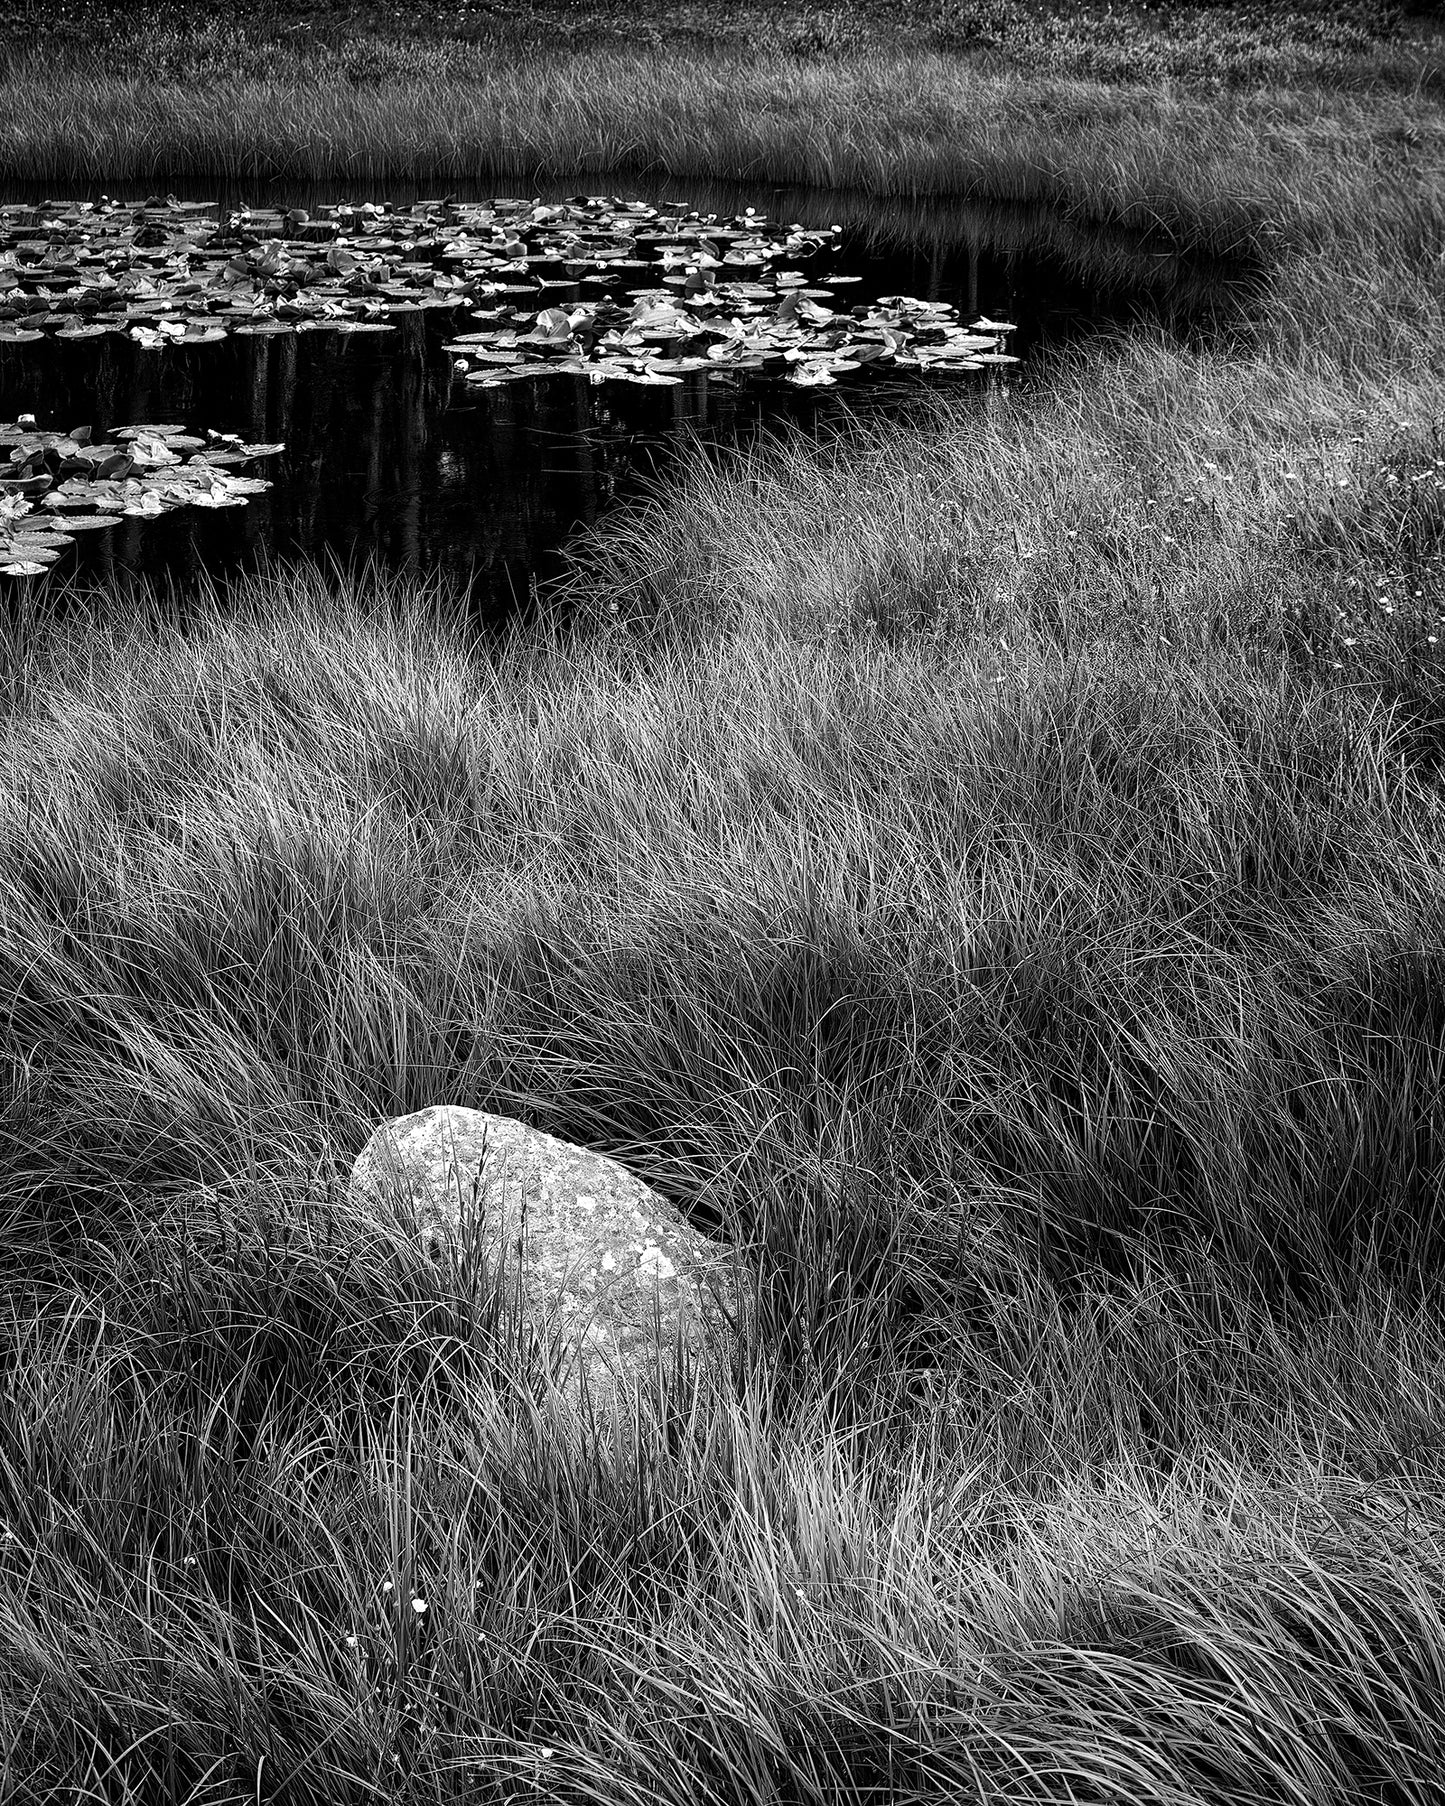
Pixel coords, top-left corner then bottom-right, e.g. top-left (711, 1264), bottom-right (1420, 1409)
top-left (0, 175), bottom-right (1246, 633)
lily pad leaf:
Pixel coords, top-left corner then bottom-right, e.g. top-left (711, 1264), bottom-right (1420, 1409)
top-left (30, 512), bottom-right (122, 531)
top-left (121, 491), bottom-right (168, 516)
top-left (129, 434), bottom-right (181, 467)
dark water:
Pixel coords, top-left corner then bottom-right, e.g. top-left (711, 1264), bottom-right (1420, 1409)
top-left (0, 174), bottom-right (1249, 635)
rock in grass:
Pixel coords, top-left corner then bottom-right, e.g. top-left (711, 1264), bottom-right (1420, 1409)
top-left (349, 1106), bottom-right (739, 1417)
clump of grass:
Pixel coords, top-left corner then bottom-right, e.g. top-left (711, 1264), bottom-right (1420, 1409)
top-left (556, 331), bottom-right (1445, 750)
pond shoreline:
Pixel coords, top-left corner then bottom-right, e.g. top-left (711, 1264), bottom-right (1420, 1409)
top-left (3, 29), bottom-right (1438, 258)
top-left (0, 180), bottom-right (1246, 616)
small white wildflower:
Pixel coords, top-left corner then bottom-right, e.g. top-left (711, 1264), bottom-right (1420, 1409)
top-left (382, 1579), bottom-right (394, 1594)
top-left (412, 1597), bottom-right (428, 1615)
top-left (346, 1634), bottom-right (358, 1648)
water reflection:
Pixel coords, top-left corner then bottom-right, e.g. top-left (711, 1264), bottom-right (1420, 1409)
top-left (0, 176), bottom-right (1250, 631)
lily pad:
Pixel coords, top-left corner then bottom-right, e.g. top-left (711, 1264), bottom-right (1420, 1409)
top-left (28, 512), bottom-right (122, 531)
top-left (0, 416), bottom-right (281, 579)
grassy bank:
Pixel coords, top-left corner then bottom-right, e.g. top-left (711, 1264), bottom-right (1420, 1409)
top-left (5, 6), bottom-right (1445, 1803)
top-left (0, 4), bottom-right (1439, 199)
top-left (6, 554), bottom-right (1445, 1800)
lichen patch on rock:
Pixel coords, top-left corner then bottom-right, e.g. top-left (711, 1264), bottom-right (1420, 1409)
top-left (349, 1105), bottom-right (739, 1416)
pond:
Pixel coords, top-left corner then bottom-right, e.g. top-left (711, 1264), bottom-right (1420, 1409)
top-left (0, 174), bottom-right (1248, 636)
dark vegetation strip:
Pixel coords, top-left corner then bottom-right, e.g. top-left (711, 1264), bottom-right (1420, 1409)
top-left (0, 0), bottom-right (1432, 81)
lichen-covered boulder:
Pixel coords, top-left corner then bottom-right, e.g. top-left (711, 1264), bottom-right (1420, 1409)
top-left (349, 1105), bottom-right (739, 1416)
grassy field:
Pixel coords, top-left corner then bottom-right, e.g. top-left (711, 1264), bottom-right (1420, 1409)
top-left (4, 1), bottom-right (1445, 1801)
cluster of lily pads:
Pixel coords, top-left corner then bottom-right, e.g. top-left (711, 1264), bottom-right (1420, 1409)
top-left (0, 193), bottom-right (1017, 387)
top-left (448, 291), bottom-right (1016, 389)
top-left (0, 415), bottom-right (281, 576)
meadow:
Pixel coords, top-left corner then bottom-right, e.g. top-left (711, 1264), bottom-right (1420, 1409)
top-left (3, 1), bottom-right (1445, 1800)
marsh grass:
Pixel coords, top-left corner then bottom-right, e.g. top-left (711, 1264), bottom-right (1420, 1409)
top-left (4, 528), bottom-right (1445, 1794)
top-left (4, 6), bottom-right (1445, 1799)
top-left (0, 33), bottom-right (1435, 229)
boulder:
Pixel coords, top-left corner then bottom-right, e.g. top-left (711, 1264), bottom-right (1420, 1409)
top-left (348, 1105), bottom-right (739, 1417)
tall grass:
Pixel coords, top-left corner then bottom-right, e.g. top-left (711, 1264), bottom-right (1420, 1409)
top-left (4, 532), bottom-right (1445, 1794)
top-left (4, 13), bottom-right (1445, 1801)
top-left (0, 39), bottom-right (1432, 248)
